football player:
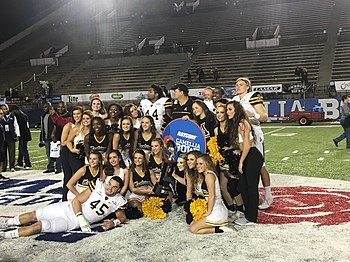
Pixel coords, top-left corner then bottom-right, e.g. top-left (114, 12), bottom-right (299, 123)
top-left (0, 176), bottom-right (127, 239)
top-left (139, 84), bottom-right (172, 134)
top-left (232, 77), bottom-right (273, 209)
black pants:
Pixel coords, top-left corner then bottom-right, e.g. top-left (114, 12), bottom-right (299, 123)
top-left (238, 147), bottom-right (263, 223)
top-left (17, 140), bottom-right (31, 167)
top-left (61, 146), bottom-right (71, 201)
top-left (2, 139), bottom-right (15, 171)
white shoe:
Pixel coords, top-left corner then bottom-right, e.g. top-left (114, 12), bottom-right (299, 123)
top-left (0, 218), bottom-right (8, 229)
top-left (228, 210), bottom-right (244, 222)
top-left (219, 226), bottom-right (234, 233)
top-left (11, 168), bottom-right (15, 172)
top-left (259, 198), bottom-right (273, 210)
top-left (234, 217), bottom-right (255, 226)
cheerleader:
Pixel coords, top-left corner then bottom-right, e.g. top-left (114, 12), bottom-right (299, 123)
top-left (226, 101), bottom-right (264, 225)
top-left (60, 106), bottom-right (83, 201)
top-left (90, 97), bottom-right (108, 119)
top-left (84, 116), bottom-right (113, 165)
top-left (112, 116), bottom-right (136, 168)
top-left (134, 116), bottom-right (161, 155)
top-left (128, 149), bottom-right (157, 212)
top-left (105, 103), bottom-right (123, 133)
top-left (123, 103), bottom-right (141, 129)
top-left (66, 111), bottom-right (92, 174)
top-left (171, 153), bottom-right (188, 205)
top-left (214, 104), bottom-right (243, 213)
top-left (192, 100), bottom-right (217, 144)
top-left (148, 138), bottom-right (164, 182)
top-left (66, 151), bottom-right (102, 201)
top-left (189, 154), bottom-right (231, 234)
top-left (102, 150), bottom-right (130, 196)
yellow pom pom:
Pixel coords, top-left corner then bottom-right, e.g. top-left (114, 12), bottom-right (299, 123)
top-left (207, 137), bottom-right (224, 164)
top-left (142, 197), bottom-right (167, 219)
top-left (190, 198), bottom-right (208, 221)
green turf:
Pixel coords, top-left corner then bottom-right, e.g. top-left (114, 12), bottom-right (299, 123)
top-left (27, 124), bottom-right (349, 180)
top-left (263, 125), bottom-right (350, 181)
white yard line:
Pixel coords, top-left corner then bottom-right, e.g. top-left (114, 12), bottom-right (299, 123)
top-left (281, 157), bottom-right (289, 161)
top-left (264, 127), bottom-right (286, 135)
top-left (317, 157), bottom-right (325, 161)
top-left (292, 150), bottom-right (299, 154)
top-left (324, 150), bottom-right (330, 154)
top-left (265, 149), bottom-right (270, 153)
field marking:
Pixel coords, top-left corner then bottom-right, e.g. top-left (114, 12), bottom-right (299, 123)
top-left (282, 157), bottom-right (289, 161)
top-left (292, 150), bottom-right (299, 154)
top-left (324, 150), bottom-right (330, 154)
top-left (264, 127), bottom-right (286, 135)
top-left (31, 155), bottom-right (47, 159)
top-left (271, 133), bottom-right (296, 137)
top-left (265, 150), bottom-right (270, 153)
top-left (318, 157), bottom-right (325, 161)
top-left (262, 125), bottom-right (340, 129)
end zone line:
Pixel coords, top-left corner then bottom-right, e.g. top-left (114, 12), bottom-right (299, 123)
top-left (264, 127), bottom-right (286, 135)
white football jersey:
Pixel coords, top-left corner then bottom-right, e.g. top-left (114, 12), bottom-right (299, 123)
top-left (139, 97), bottom-right (172, 133)
top-left (81, 179), bottom-right (127, 224)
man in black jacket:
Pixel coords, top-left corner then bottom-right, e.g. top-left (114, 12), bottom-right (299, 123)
top-left (0, 108), bottom-right (8, 180)
top-left (12, 105), bottom-right (32, 169)
top-left (40, 102), bottom-right (55, 173)
top-left (0, 104), bottom-right (20, 172)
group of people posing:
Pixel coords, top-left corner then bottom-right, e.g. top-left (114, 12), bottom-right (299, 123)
top-left (0, 77), bottom-right (274, 239)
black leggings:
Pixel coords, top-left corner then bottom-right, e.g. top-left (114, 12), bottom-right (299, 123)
top-left (238, 147), bottom-right (263, 222)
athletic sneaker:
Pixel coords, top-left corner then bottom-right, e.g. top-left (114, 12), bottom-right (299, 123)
top-left (10, 168), bottom-right (15, 172)
top-left (259, 198), bottom-right (273, 210)
top-left (24, 166), bottom-right (32, 170)
top-left (15, 165), bottom-right (24, 169)
top-left (234, 217), bottom-right (255, 226)
top-left (228, 210), bottom-right (244, 223)
top-left (0, 218), bottom-right (8, 229)
top-left (219, 226), bottom-right (234, 233)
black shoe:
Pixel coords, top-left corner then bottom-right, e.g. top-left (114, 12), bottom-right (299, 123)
top-left (55, 170), bottom-right (62, 174)
top-left (43, 170), bottom-right (54, 174)
top-left (333, 139), bottom-right (338, 147)
top-left (0, 174), bottom-right (10, 180)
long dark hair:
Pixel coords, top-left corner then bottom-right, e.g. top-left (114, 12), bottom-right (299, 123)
top-left (186, 150), bottom-right (202, 185)
top-left (104, 149), bottom-right (126, 176)
top-left (71, 106), bottom-right (83, 124)
top-left (226, 101), bottom-right (255, 148)
top-left (192, 100), bottom-right (217, 126)
top-left (120, 116), bottom-right (135, 157)
top-left (90, 97), bottom-right (106, 115)
top-left (131, 149), bottom-right (149, 174)
top-left (138, 115), bottom-right (158, 138)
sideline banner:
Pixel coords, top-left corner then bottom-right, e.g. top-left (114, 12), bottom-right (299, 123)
top-left (162, 119), bottom-right (206, 160)
top-left (335, 81), bottom-right (350, 91)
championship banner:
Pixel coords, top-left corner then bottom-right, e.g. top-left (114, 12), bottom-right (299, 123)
top-left (162, 119), bottom-right (206, 160)
top-left (335, 81), bottom-right (350, 91)
top-left (252, 84), bottom-right (282, 93)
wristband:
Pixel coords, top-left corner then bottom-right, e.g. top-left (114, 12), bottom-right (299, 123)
top-left (113, 219), bottom-right (121, 227)
top-left (75, 212), bottom-right (82, 217)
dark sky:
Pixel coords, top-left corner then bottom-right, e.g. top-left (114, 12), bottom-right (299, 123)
top-left (0, 0), bottom-right (68, 42)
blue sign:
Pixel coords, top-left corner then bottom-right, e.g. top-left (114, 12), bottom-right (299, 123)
top-left (162, 119), bottom-right (206, 160)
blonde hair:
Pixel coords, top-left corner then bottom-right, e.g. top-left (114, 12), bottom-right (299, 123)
top-left (236, 77), bottom-right (251, 89)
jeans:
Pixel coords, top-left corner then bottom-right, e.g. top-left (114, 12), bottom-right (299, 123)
top-left (334, 126), bottom-right (350, 148)
top-left (2, 139), bottom-right (15, 171)
top-left (17, 140), bottom-right (32, 167)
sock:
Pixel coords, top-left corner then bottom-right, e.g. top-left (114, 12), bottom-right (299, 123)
top-left (4, 229), bottom-right (19, 239)
top-left (236, 205), bottom-right (244, 212)
top-left (6, 216), bottom-right (20, 226)
top-left (214, 226), bottom-right (224, 233)
top-left (264, 187), bottom-right (272, 199)
top-left (227, 204), bottom-right (236, 212)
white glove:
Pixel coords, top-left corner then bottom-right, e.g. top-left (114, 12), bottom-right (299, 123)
top-left (76, 212), bottom-right (91, 232)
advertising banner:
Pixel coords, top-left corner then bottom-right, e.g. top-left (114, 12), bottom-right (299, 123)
top-left (162, 119), bottom-right (206, 160)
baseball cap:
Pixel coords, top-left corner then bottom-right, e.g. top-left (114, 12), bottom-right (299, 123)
top-left (172, 83), bottom-right (189, 95)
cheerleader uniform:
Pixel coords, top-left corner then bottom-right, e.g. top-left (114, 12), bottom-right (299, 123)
top-left (67, 165), bottom-right (101, 201)
top-left (119, 133), bottom-right (132, 168)
top-left (105, 168), bottom-right (125, 183)
top-left (148, 154), bottom-right (162, 181)
top-left (136, 133), bottom-right (154, 155)
top-left (195, 171), bottom-right (228, 226)
top-left (173, 167), bottom-right (187, 204)
top-left (127, 169), bottom-right (153, 202)
top-left (89, 134), bottom-right (110, 164)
